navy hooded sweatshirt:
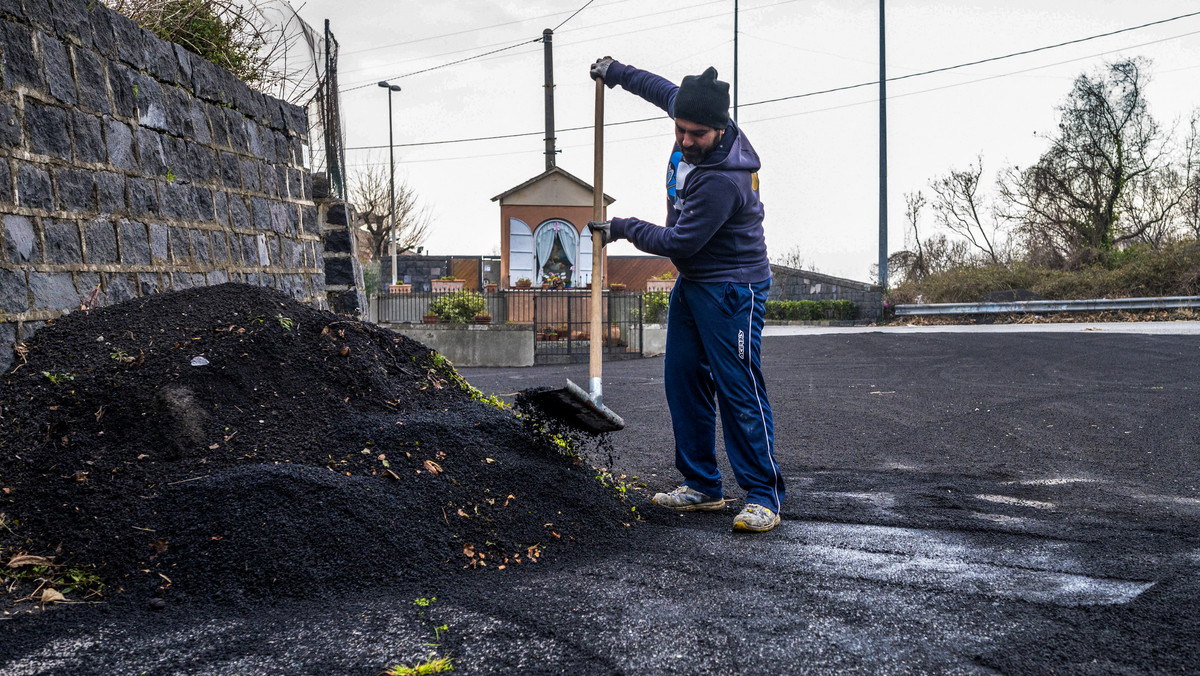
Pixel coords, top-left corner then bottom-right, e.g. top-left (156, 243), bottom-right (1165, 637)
top-left (604, 61), bottom-right (770, 284)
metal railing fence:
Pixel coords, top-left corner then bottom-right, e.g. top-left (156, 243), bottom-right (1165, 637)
top-left (895, 296), bottom-right (1200, 316)
top-left (371, 289), bottom-right (649, 363)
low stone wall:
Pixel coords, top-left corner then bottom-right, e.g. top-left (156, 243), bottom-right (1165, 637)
top-left (769, 265), bottom-right (883, 322)
top-left (383, 323), bottom-right (535, 368)
top-left (0, 0), bottom-right (326, 371)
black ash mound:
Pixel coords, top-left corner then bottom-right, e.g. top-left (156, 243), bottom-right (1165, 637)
top-left (0, 284), bottom-right (629, 605)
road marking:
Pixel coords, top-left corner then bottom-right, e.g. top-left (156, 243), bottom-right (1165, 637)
top-left (975, 494), bottom-right (1056, 509)
top-left (1004, 477), bottom-right (1105, 486)
top-left (782, 522), bottom-right (1154, 606)
top-left (809, 491), bottom-right (897, 508)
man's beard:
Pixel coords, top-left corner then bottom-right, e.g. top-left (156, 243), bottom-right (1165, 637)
top-left (681, 145), bottom-right (709, 164)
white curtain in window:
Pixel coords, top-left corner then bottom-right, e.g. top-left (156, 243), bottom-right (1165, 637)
top-left (533, 223), bottom-right (558, 283)
top-left (577, 224), bottom-right (594, 284)
top-left (557, 225), bottom-right (578, 280)
top-left (508, 218), bottom-right (534, 284)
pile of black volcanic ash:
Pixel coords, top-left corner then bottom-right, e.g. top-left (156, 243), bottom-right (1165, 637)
top-left (0, 283), bottom-right (631, 605)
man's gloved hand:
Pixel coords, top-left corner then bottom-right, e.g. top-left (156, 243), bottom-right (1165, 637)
top-left (587, 220), bottom-right (611, 246)
top-left (590, 57), bottom-right (614, 83)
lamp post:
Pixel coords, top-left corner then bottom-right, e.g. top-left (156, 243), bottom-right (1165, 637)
top-left (378, 81), bottom-right (401, 287)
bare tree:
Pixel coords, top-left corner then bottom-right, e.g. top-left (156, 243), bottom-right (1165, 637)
top-left (1180, 111), bottom-right (1200, 240)
top-left (350, 162), bottom-right (431, 261)
top-left (930, 157), bottom-right (1007, 264)
top-left (770, 244), bottom-right (818, 272)
top-left (999, 58), bottom-right (1175, 259)
top-left (888, 191), bottom-right (930, 284)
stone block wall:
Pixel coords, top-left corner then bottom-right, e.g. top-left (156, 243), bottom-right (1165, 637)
top-left (0, 0), bottom-right (325, 371)
top-left (769, 265), bottom-right (883, 321)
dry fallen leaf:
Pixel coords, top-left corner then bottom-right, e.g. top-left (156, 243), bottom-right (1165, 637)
top-left (7, 555), bottom-right (53, 568)
top-left (463, 544), bottom-right (475, 558)
top-left (424, 460), bottom-right (442, 475)
top-left (208, 443), bottom-right (219, 450)
top-left (383, 469), bottom-right (400, 480)
top-left (40, 589), bottom-right (65, 605)
top-left (457, 509), bottom-right (469, 518)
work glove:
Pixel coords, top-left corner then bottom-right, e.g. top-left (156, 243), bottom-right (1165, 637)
top-left (590, 57), bottom-right (614, 83)
top-left (587, 220), bottom-right (612, 246)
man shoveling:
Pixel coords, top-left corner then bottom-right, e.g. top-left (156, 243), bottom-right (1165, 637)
top-left (589, 58), bottom-right (784, 533)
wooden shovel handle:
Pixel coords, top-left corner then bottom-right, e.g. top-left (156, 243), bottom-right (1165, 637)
top-left (590, 79), bottom-right (604, 384)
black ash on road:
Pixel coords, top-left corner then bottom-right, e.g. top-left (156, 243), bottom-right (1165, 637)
top-left (1, 286), bottom-right (1197, 674)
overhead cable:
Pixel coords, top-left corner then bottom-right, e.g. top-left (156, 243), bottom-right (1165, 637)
top-left (344, 9), bottom-right (1200, 148)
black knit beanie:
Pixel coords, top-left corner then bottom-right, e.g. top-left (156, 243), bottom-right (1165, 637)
top-left (673, 67), bottom-right (730, 130)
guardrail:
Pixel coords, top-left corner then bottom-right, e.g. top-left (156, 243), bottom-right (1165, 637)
top-left (895, 296), bottom-right (1200, 316)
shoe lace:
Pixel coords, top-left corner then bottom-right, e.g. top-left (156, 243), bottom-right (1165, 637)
top-left (745, 504), bottom-right (773, 517)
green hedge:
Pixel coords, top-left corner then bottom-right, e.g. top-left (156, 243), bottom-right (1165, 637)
top-left (764, 299), bottom-right (857, 321)
top-left (429, 290), bottom-right (487, 323)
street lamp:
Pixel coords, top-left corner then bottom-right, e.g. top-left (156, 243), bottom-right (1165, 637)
top-left (378, 81), bottom-right (401, 287)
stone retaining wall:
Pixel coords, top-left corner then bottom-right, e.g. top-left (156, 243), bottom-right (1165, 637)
top-left (0, 0), bottom-right (325, 371)
top-left (769, 265), bottom-right (883, 321)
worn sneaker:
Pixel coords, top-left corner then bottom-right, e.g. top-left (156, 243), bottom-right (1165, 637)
top-left (733, 504), bottom-right (781, 532)
top-left (652, 486), bottom-right (726, 511)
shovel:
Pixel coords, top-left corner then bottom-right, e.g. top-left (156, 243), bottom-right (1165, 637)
top-left (524, 79), bottom-right (625, 434)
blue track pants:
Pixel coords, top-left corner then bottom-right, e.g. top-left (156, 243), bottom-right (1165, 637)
top-left (663, 278), bottom-right (784, 512)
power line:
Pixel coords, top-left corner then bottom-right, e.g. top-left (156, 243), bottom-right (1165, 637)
top-left (341, 38), bottom-right (542, 92)
top-left (339, 0), bottom-right (787, 92)
top-left (743, 8), bottom-right (1200, 110)
top-left (554, 0), bottom-right (597, 32)
top-left (342, 0), bottom-right (639, 57)
top-left (346, 10), bottom-right (1200, 151)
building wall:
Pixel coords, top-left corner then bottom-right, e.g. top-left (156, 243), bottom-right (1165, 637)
top-left (607, 256), bottom-right (678, 291)
top-left (499, 204), bottom-right (606, 288)
top-left (0, 0), bottom-right (322, 370)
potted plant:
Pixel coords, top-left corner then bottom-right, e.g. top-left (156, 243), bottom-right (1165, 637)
top-left (485, 282), bottom-right (498, 293)
top-left (431, 275), bottom-right (465, 293)
top-left (545, 329), bottom-right (558, 341)
top-left (609, 282), bottom-right (626, 292)
top-left (514, 277), bottom-right (532, 289)
top-left (646, 271), bottom-right (677, 292)
top-left (388, 283), bottom-right (412, 294)
top-left (473, 313), bottom-right (492, 325)
top-left (543, 272), bottom-right (567, 290)
top-left (604, 324), bottom-right (621, 346)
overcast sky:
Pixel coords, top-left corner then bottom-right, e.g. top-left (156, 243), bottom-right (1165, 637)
top-left (294, 0), bottom-right (1200, 282)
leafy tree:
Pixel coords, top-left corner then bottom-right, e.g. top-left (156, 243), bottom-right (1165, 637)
top-left (350, 162), bottom-right (431, 261)
top-left (999, 58), bottom-right (1180, 260)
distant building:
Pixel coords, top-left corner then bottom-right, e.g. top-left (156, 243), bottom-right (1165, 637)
top-left (491, 166), bottom-right (616, 289)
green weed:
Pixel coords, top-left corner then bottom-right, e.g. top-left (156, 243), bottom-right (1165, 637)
top-left (385, 655), bottom-right (454, 675)
top-left (41, 371), bottom-right (74, 385)
top-left (276, 314), bottom-right (294, 330)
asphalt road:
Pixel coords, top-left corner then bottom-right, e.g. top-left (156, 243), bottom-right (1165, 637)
top-left (3, 325), bottom-right (1198, 674)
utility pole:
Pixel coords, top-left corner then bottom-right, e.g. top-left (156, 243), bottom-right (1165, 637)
top-left (378, 81), bottom-right (401, 286)
top-left (543, 28), bottom-right (557, 170)
top-left (878, 0), bottom-right (888, 289)
top-left (733, 0), bottom-right (739, 123)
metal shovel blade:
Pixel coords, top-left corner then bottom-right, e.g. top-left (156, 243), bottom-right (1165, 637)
top-left (525, 379), bottom-right (625, 434)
